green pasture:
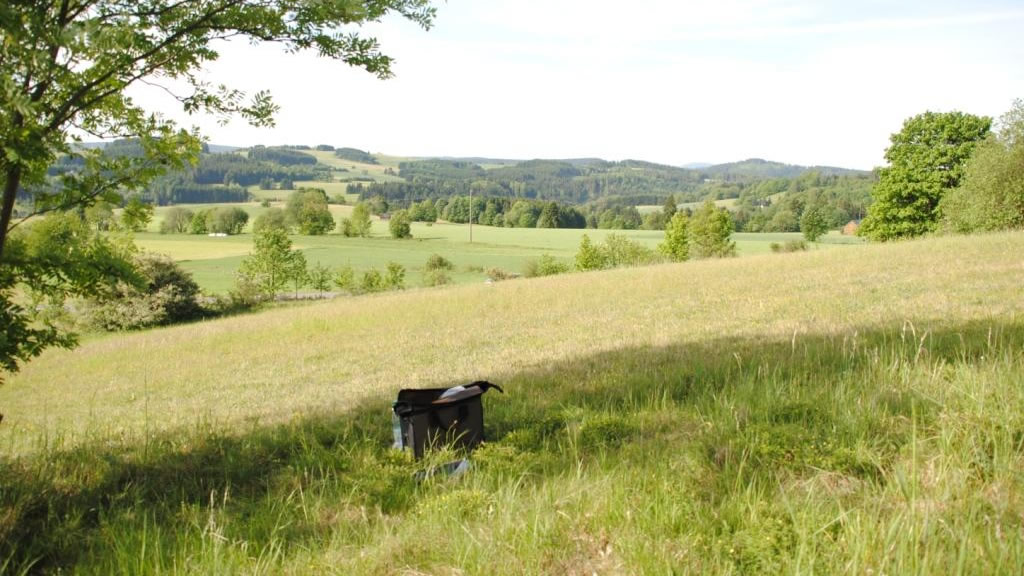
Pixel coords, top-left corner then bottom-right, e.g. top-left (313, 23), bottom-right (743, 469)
top-left (242, 148), bottom-right (408, 201)
top-left (304, 149), bottom-right (406, 182)
top-left (135, 216), bottom-right (863, 294)
top-left (248, 182), bottom-right (360, 203)
top-left (638, 197), bottom-right (738, 214)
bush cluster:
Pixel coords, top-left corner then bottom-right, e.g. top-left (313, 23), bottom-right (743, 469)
top-left (523, 254), bottom-right (570, 278)
top-left (76, 253), bottom-right (204, 331)
top-left (333, 262), bottom-right (407, 295)
top-left (769, 240), bottom-right (808, 253)
top-left (575, 233), bottom-right (662, 271)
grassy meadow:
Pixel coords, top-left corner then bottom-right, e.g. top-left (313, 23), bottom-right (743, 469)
top-left (1, 231), bottom-right (1023, 573)
top-left (638, 198), bottom-right (740, 213)
top-left (139, 204), bottom-right (863, 294)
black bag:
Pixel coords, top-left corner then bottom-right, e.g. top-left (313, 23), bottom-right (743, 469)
top-left (392, 381), bottom-right (503, 459)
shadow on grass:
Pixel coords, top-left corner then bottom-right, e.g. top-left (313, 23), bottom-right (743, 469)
top-left (1, 318), bottom-right (1021, 572)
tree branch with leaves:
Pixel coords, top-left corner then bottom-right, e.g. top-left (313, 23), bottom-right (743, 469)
top-left (0, 0), bottom-right (435, 377)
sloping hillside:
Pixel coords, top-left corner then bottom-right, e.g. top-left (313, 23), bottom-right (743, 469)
top-left (1, 231), bottom-right (1023, 573)
top-left (3, 232), bottom-right (1021, 441)
top-left (701, 157), bottom-right (869, 179)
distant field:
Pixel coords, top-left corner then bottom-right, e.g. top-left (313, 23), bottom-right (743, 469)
top-left (638, 198), bottom-right (738, 213)
top-left (235, 147), bottom-right (408, 205)
top-left (249, 182), bottom-right (361, 203)
top-left (135, 217), bottom-right (863, 294)
top-left (304, 149), bottom-right (406, 182)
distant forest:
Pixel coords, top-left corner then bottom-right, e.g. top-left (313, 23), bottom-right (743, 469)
top-left (356, 158), bottom-right (705, 206)
top-left (44, 142), bottom-right (875, 232)
top-left (729, 171), bottom-right (874, 232)
top-left (49, 141), bottom-right (329, 205)
top-left (353, 158), bottom-right (875, 232)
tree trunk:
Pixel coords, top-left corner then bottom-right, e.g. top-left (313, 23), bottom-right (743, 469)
top-left (0, 164), bottom-right (22, 262)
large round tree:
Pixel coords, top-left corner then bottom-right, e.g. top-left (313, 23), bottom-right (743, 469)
top-left (860, 111), bottom-right (991, 241)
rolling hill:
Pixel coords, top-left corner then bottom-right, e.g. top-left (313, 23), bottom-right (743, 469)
top-left (2, 231), bottom-right (1022, 573)
top-left (700, 157), bottom-right (870, 179)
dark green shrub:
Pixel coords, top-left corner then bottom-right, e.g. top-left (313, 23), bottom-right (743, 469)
top-left (602, 234), bottom-right (661, 267)
top-left (360, 268), bottom-right (384, 293)
top-left (77, 253), bottom-right (202, 330)
top-left (159, 207), bottom-right (194, 234)
top-left (425, 254), bottom-right (453, 271)
top-left (523, 254), bottom-right (570, 278)
top-left (253, 208), bottom-right (289, 233)
top-left (385, 262), bottom-right (406, 290)
top-left (333, 265), bottom-right (356, 294)
top-left (389, 210), bottom-right (412, 239)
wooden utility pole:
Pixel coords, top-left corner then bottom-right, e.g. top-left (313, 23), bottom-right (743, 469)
top-left (469, 186), bottom-right (473, 243)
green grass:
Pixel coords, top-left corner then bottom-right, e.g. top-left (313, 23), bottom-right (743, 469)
top-left (3, 232), bottom-right (1020, 573)
top-left (136, 217), bottom-right (862, 293)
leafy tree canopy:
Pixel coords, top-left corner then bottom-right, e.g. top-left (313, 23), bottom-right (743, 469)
top-left (159, 206), bottom-right (194, 234)
top-left (663, 194), bottom-right (678, 220)
top-left (941, 99), bottom-right (1024, 233)
top-left (800, 203), bottom-right (829, 242)
top-left (120, 195), bottom-right (154, 232)
top-left (340, 202), bottom-right (372, 237)
top-left (238, 226), bottom-right (300, 299)
top-left (860, 111), bottom-right (991, 241)
top-left (575, 234), bottom-right (606, 271)
top-left (690, 200), bottom-right (736, 258)
top-left (659, 211), bottom-right (690, 262)
top-left (1, 213), bottom-right (139, 372)
top-left (0, 0), bottom-right (435, 377)
top-left (389, 209), bottom-right (412, 239)
top-left (253, 207), bottom-right (290, 234)
top-left (285, 188), bottom-right (334, 235)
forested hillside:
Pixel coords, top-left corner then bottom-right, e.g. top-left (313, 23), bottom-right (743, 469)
top-left (43, 143), bottom-right (874, 234)
top-left (351, 158), bottom-right (705, 206)
top-left (47, 141), bottom-right (332, 205)
top-left (701, 158), bottom-right (868, 180)
top-left (351, 156), bottom-right (869, 208)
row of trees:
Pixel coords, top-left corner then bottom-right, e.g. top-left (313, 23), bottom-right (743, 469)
top-left (574, 200), bottom-right (737, 272)
top-left (355, 190), bottom-right (591, 229)
top-left (236, 226), bottom-right (449, 301)
top-left (359, 191), bottom-right (675, 231)
top-left (161, 206), bottom-right (250, 235)
top-left (192, 153), bottom-right (323, 188)
top-left (155, 188), bottom-right (348, 237)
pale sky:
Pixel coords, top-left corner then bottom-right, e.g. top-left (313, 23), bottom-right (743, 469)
top-left (134, 0), bottom-right (1024, 170)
